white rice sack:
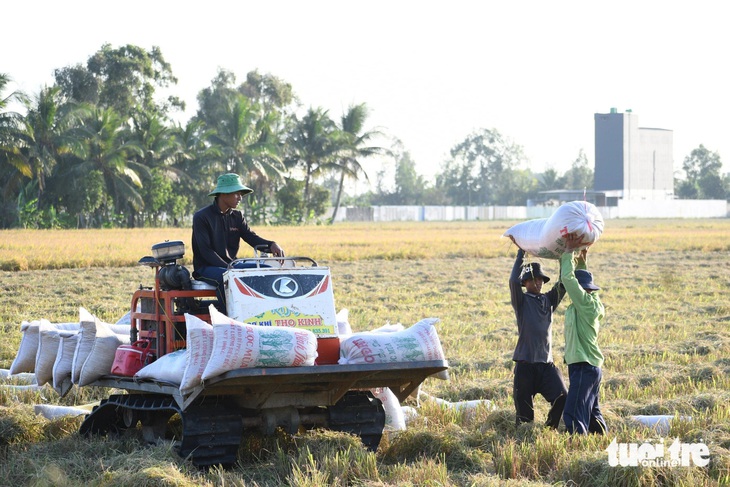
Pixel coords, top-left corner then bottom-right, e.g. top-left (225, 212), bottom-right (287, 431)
top-left (34, 321), bottom-right (63, 386)
top-left (1, 370), bottom-right (36, 384)
top-left (72, 308), bottom-right (129, 384)
top-left (202, 306), bottom-right (318, 380)
top-left (109, 323), bottom-right (131, 335)
top-left (134, 349), bottom-right (187, 385)
top-left (179, 314), bottom-right (214, 393)
top-left (630, 415), bottom-right (691, 436)
top-left (52, 322), bottom-right (82, 332)
top-left (77, 318), bottom-right (130, 386)
top-left (504, 201), bottom-right (605, 259)
top-left (53, 332), bottom-right (80, 390)
top-left (372, 387), bottom-right (406, 432)
top-left (34, 404), bottom-right (88, 420)
top-left (72, 309), bottom-right (97, 384)
top-left (339, 318), bottom-right (445, 366)
top-left (336, 308), bottom-right (353, 336)
top-left (115, 310), bottom-right (131, 325)
top-left (369, 323), bottom-right (405, 334)
top-left (9, 320), bottom-right (42, 374)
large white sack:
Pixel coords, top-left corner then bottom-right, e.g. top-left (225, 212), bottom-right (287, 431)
top-left (77, 317), bottom-right (130, 386)
top-left (202, 306), bottom-right (317, 381)
top-left (179, 314), bottom-right (214, 393)
top-left (135, 349), bottom-right (187, 384)
top-left (34, 321), bottom-right (62, 386)
top-left (336, 308), bottom-right (353, 336)
top-left (0, 369), bottom-right (36, 384)
top-left (53, 332), bottom-right (80, 390)
top-left (34, 320), bottom-right (79, 386)
top-left (9, 320), bottom-right (42, 374)
top-left (504, 201), bottom-right (605, 259)
top-left (78, 307), bottom-right (131, 334)
top-left (9, 319), bottom-right (78, 375)
top-left (34, 404), bottom-right (89, 420)
top-left (630, 415), bottom-right (691, 436)
top-left (369, 323), bottom-right (405, 333)
top-left (72, 308), bottom-right (130, 384)
top-left (372, 387), bottom-right (406, 432)
top-left (339, 318), bottom-right (446, 366)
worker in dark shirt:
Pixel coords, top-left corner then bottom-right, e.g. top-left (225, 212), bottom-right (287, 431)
top-left (509, 246), bottom-right (567, 428)
top-left (192, 173), bottom-right (284, 311)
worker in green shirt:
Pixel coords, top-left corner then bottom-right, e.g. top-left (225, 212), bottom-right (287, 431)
top-left (560, 233), bottom-right (607, 435)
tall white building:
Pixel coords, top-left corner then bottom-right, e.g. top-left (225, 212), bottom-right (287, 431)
top-left (594, 109), bottom-right (674, 203)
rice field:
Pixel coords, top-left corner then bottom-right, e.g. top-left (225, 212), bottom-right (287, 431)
top-left (1, 219), bottom-right (729, 486)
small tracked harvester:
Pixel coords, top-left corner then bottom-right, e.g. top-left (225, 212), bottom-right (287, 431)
top-left (79, 241), bottom-right (448, 467)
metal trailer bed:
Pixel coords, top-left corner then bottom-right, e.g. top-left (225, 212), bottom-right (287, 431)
top-left (80, 359), bottom-right (448, 467)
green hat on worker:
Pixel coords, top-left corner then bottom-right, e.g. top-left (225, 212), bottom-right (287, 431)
top-left (208, 173), bottom-right (253, 197)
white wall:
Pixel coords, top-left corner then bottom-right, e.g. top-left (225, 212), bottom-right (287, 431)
top-left (326, 200), bottom-right (728, 222)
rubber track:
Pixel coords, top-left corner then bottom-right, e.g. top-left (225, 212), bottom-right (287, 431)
top-left (80, 394), bottom-right (244, 467)
top-left (327, 391), bottom-right (385, 451)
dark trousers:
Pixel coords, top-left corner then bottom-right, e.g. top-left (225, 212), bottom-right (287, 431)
top-left (513, 361), bottom-right (568, 428)
top-left (563, 362), bottom-right (607, 435)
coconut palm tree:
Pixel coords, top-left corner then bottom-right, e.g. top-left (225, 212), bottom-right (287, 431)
top-left (207, 94), bottom-right (285, 182)
top-left (0, 73), bottom-right (28, 227)
top-left (14, 86), bottom-right (84, 209)
top-left (329, 103), bottom-right (386, 223)
top-left (285, 107), bottom-right (339, 221)
top-left (67, 106), bottom-right (145, 226)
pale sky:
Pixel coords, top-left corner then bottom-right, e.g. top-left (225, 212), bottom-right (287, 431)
top-left (3, 1), bottom-right (729, 187)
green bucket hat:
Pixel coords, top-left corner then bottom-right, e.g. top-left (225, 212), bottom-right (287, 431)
top-left (208, 173), bottom-right (254, 197)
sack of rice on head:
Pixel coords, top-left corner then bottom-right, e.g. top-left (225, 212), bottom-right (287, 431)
top-left (504, 200), bottom-right (604, 259)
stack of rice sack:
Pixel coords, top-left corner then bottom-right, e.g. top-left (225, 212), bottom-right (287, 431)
top-left (504, 200), bottom-right (604, 258)
top-left (337, 315), bottom-right (450, 431)
top-left (339, 317), bottom-right (447, 371)
top-left (8, 307), bottom-right (131, 394)
top-left (135, 305), bottom-right (319, 393)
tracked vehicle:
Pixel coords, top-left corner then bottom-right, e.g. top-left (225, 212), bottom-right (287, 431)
top-left (79, 241), bottom-right (448, 467)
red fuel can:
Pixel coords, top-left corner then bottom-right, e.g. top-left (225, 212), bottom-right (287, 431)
top-left (314, 336), bottom-right (341, 365)
top-left (111, 340), bottom-right (154, 376)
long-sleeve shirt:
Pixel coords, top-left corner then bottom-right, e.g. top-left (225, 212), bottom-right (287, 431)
top-left (510, 249), bottom-right (565, 363)
top-left (191, 202), bottom-right (273, 273)
top-left (560, 251), bottom-right (605, 367)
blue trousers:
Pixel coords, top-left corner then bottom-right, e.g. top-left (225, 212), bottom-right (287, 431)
top-left (563, 362), bottom-right (607, 435)
top-left (194, 262), bottom-right (267, 313)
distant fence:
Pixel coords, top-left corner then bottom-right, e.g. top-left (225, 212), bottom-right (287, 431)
top-left (328, 200), bottom-right (729, 222)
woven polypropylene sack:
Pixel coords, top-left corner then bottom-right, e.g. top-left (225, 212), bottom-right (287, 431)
top-left (504, 201), bottom-right (604, 259)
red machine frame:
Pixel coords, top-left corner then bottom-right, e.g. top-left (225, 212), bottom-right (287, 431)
top-left (130, 267), bottom-right (216, 358)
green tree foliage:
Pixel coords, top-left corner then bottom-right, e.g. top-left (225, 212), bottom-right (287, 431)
top-left (285, 107), bottom-right (339, 221)
top-left (239, 69), bottom-right (295, 113)
top-left (537, 167), bottom-right (566, 192)
top-left (329, 103), bottom-right (386, 223)
top-left (436, 128), bottom-right (528, 205)
top-left (274, 177), bottom-right (304, 224)
top-left (10, 44), bottom-right (724, 229)
top-left (370, 139), bottom-right (429, 205)
top-left (676, 145), bottom-right (728, 199)
top-left (0, 74), bottom-right (31, 226)
top-left (562, 149), bottom-right (594, 190)
top-left (55, 43), bottom-right (182, 119)
top-left (194, 69), bottom-right (290, 224)
top-left (67, 107), bottom-right (146, 225)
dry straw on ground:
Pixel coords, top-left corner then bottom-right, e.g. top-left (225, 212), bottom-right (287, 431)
top-left (1, 219), bottom-right (729, 486)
